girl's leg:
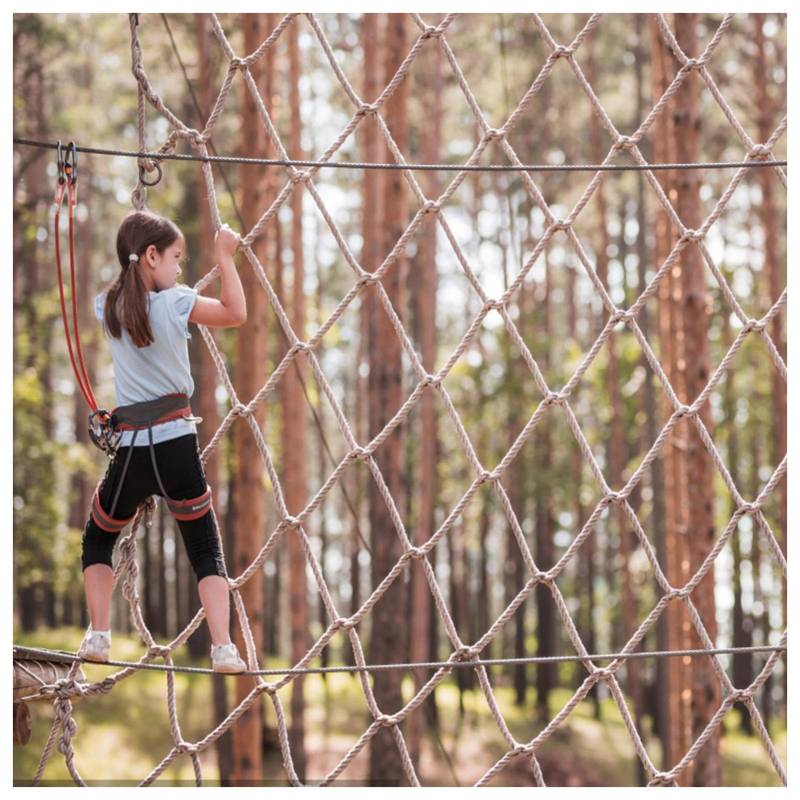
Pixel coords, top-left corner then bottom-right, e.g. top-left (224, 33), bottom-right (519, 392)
top-left (162, 434), bottom-right (233, 647)
top-left (81, 444), bottom-right (152, 632)
top-left (198, 575), bottom-right (233, 646)
top-left (83, 563), bottom-right (114, 630)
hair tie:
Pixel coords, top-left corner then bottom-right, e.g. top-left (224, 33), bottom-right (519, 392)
top-left (128, 253), bottom-right (139, 263)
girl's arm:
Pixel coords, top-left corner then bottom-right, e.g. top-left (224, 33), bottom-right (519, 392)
top-left (188, 224), bottom-right (247, 328)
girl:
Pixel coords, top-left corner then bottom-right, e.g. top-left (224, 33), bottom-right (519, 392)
top-left (79, 209), bottom-right (248, 674)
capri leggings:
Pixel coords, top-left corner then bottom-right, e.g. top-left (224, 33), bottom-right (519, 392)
top-left (82, 432), bottom-right (227, 581)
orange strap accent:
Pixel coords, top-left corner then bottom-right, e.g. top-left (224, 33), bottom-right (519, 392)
top-left (113, 405), bottom-right (193, 431)
top-left (91, 484), bottom-right (134, 533)
top-left (166, 487), bottom-right (213, 521)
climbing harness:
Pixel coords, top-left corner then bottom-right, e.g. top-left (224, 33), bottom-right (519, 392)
top-left (90, 392), bottom-right (210, 533)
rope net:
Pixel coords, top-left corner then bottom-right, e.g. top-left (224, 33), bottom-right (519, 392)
top-left (26, 12), bottom-right (786, 787)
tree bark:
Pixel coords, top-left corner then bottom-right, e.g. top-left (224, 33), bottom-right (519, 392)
top-left (367, 12), bottom-right (408, 786)
top-left (229, 11), bottom-right (270, 785)
top-left (283, 15), bottom-right (309, 781)
top-left (650, 15), bottom-right (694, 778)
top-left (673, 13), bottom-right (721, 786)
top-left (406, 30), bottom-right (442, 775)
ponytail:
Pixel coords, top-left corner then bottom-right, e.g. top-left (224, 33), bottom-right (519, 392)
top-left (102, 210), bottom-right (182, 348)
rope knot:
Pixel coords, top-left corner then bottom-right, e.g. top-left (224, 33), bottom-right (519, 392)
top-left (454, 645), bottom-right (477, 661)
top-left (552, 217), bottom-right (570, 232)
top-left (148, 644), bottom-right (171, 659)
top-left (728, 688), bottom-right (749, 704)
top-left (283, 515), bottom-right (301, 529)
top-left (485, 298), bottom-right (504, 312)
top-left (358, 102), bottom-right (378, 117)
top-left (334, 616), bottom-right (352, 630)
top-left (375, 713), bottom-right (396, 727)
top-left (292, 341), bottom-right (311, 355)
top-left (675, 404), bottom-right (693, 418)
top-left (423, 199), bottom-right (440, 214)
top-left (357, 273), bottom-right (379, 289)
top-left (739, 500), bottom-right (758, 515)
top-left (230, 56), bottom-right (248, 71)
top-left (231, 403), bottom-right (249, 417)
top-left (552, 45), bottom-right (574, 59)
top-left (421, 25), bottom-right (440, 40)
top-left (349, 445), bottom-right (369, 461)
top-left (604, 490), bottom-right (623, 506)
top-left (421, 373), bottom-right (441, 390)
top-left (478, 469), bottom-right (494, 485)
top-left (616, 134), bottom-right (636, 150)
top-left (683, 57), bottom-right (702, 71)
top-left (680, 228), bottom-right (703, 243)
top-left (544, 391), bottom-right (562, 406)
top-left (649, 773), bottom-right (677, 787)
top-left (593, 667), bottom-right (612, 681)
top-left (609, 309), bottom-right (630, 325)
top-left (748, 144), bottom-right (770, 160)
top-left (743, 317), bottom-right (765, 333)
top-left (407, 545), bottom-right (424, 560)
top-left (484, 127), bottom-right (504, 143)
top-left (176, 741), bottom-right (198, 755)
top-left (53, 677), bottom-right (82, 698)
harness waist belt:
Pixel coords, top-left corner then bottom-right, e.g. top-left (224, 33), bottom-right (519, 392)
top-left (111, 392), bottom-right (195, 431)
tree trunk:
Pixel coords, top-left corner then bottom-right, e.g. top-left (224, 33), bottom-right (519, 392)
top-left (229, 12), bottom-right (270, 785)
top-left (752, 13), bottom-right (786, 634)
top-left (193, 12), bottom-right (233, 784)
top-left (406, 30), bottom-right (442, 775)
top-left (673, 13), bottom-right (721, 786)
top-left (650, 16), bottom-right (694, 779)
top-left (367, 12), bottom-right (408, 786)
top-left (282, 15), bottom-right (309, 781)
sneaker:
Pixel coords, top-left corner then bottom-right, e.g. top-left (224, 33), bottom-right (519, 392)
top-left (211, 642), bottom-right (247, 674)
top-left (78, 628), bottom-right (111, 663)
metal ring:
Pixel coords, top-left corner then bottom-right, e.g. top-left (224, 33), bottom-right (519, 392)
top-left (138, 162), bottom-right (163, 187)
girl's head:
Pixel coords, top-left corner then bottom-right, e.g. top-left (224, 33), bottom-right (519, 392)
top-left (104, 211), bottom-right (185, 347)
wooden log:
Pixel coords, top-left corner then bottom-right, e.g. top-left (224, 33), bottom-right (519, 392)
top-left (13, 650), bottom-right (87, 746)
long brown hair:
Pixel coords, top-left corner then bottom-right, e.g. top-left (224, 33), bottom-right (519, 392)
top-left (102, 210), bottom-right (182, 348)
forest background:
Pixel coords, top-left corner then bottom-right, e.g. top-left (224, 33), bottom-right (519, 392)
top-left (11, 11), bottom-right (787, 787)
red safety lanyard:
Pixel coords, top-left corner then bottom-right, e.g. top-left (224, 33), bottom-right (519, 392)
top-left (53, 142), bottom-right (101, 415)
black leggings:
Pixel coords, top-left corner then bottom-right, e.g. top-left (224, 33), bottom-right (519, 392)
top-left (82, 433), bottom-right (227, 581)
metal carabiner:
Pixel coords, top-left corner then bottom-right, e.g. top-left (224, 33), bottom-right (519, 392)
top-left (88, 409), bottom-right (120, 456)
top-left (56, 140), bottom-right (66, 185)
top-left (63, 141), bottom-right (77, 185)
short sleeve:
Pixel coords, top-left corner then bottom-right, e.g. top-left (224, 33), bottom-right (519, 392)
top-left (93, 293), bottom-right (105, 322)
top-left (170, 285), bottom-right (199, 340)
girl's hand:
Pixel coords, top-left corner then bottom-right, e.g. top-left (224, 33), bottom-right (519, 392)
top-left (214, 224), bottom-right (240, 259)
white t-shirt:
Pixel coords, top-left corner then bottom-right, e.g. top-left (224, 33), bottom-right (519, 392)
top-left (94, 284), bottom-right (200, 447)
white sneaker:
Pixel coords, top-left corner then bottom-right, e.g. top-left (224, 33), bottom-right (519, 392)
top-left (78, 628), bottom-right (111, 663)
top-left (211, 642), bottom-right (247, 674)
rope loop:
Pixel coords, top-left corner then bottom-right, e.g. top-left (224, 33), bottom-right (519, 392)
top-left (552, 45), bottom-right (574, 59)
